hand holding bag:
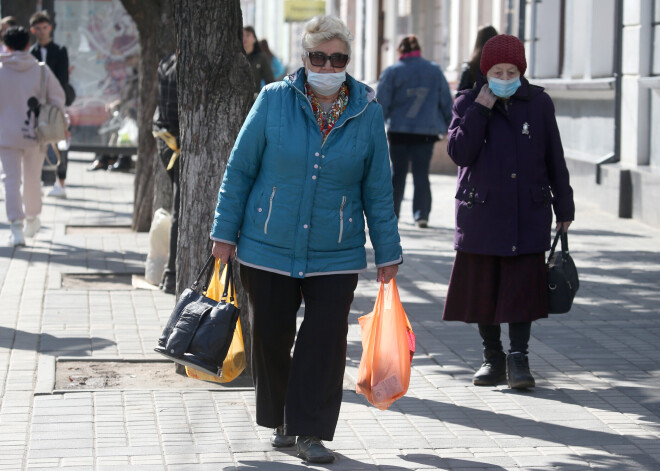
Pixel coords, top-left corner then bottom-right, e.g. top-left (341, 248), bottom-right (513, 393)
top-left (546, 229), bottom-right (579, 314)
top-left (155, 255), bottom-right (241, 376)
top-left (356, 279), bottom-right (415, 410)
top-left (185, 259), bottom-right (246, 383)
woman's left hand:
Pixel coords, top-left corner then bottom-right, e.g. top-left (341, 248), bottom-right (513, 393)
top-left (556, 221), bottom-right (572, 233)
top-left (377, 264), bottom-right (399, 284)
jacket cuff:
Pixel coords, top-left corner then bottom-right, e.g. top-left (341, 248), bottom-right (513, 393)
top-left (474, 102), bottom-right (492, 119)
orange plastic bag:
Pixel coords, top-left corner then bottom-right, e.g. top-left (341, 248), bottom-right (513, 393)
top-left (185, 259), bottom-right (246, 383)
top-left (356, 279), bottom-right (415, 410)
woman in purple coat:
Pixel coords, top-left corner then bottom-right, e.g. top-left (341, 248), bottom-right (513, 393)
top-left (443, 35), bottom-right (574, 389)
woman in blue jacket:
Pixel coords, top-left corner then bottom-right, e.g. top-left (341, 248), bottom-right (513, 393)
top-left (377, 35), bottom-right (453, 228)
top-left (211, 15), bottom-right (402, 465)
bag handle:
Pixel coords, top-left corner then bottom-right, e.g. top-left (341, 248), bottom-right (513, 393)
top-left (221, 262), bottom-right (236, 304)
top-left (191, 254), bottom-right (216, 292)
top-left (547, 227), bottom-right (569, 263)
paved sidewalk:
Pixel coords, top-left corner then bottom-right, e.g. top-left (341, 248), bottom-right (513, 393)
top-left (0, 152), bottom-right (659, 470)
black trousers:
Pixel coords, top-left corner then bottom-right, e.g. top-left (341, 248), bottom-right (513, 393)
top-left (239, 264), bottom-right (359, 441)
top-left (478, 322), bottom-right (532, 355)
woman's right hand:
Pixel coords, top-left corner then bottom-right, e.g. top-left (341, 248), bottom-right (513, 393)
top-left (212, 241), bottom-right (236, 264)
top-left (475, 84), bottom-right (497, 109)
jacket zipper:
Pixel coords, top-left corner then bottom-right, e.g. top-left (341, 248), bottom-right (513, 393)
top-left (264, 186), bottom-right (276, 234)
top-left (338, 196), bottom-right (346, 243)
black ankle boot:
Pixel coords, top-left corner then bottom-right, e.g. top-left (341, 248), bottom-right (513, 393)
top-left (506, 352), bottom-right (535, 389)
top-left (473, 349), bottom-right (506, 386)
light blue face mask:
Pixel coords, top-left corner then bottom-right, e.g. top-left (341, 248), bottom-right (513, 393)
top-left (488, 76), bottom-right (521, 98)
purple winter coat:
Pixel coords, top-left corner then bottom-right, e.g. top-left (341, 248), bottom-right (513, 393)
top-left (447, 76), bottom-right (574, 256)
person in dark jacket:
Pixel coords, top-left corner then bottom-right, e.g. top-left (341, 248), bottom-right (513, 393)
top-left (29, 10), bottom-right (71, 198)
top-left (456, 25), bottom-right (498, 93)
top-left (243, 26), bottom-right (275, 100)
top-left (377, 35), bottom-right (453, 228)
top-left (443, 35), bottom-right (574, 390)
top-left (153, 53), bottom-right (179, 294)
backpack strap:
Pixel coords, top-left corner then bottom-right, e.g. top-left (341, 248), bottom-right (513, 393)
top-left (39, 62), bottom-right (46, 105)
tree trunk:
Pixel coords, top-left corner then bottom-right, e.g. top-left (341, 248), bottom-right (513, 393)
top-left (119, 0), bottom-right (163, 232)
top-left (172, 0), bottom-right (252, 368)
top-left (0, 1), bottom-right (38, 30)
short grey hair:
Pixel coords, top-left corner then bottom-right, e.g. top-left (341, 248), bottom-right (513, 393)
top-left (301, 15), bottom-right (353, 57)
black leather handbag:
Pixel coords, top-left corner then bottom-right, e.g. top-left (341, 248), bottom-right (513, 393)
top-left (155, 255), bottom-right (241, 376)
top-left (546, 229), bottom-right (579, 314)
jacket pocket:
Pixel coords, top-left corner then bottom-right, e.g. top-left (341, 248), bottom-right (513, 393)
top-left (455, 185), bottom-right (488, 208)
top-left (530, 185), bottom-right (554, 207)
top-left (264, 186), bottom-right (276, 234)
top-left (338, 196), bottom-right (347, 243)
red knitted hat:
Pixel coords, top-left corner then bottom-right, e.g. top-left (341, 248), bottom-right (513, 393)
top-left (480, 34), bottom-right (527, 76)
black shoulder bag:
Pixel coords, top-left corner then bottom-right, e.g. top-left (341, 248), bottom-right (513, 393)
top-left (155, 255), bottom-right (241, 376)
top-left (546, 229), bottom-right (579, 314)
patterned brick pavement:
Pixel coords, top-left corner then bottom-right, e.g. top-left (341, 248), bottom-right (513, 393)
top-left (0, 153), bottom-right (659, 470)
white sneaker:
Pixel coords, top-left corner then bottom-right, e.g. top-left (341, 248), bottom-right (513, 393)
top-left (24, 216), bottom-right (41, 238)
top-left (8, 221), bottom-right (25, 247)
top-left (48, 181), bottom-right (67, 198)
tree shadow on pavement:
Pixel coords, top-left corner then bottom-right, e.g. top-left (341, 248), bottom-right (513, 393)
top-left (230, 453), bottom-right (507, 470)
top-left (0, 326), bottom-right (115, 355)
top-left (342, 392), bottom-right (658, 469)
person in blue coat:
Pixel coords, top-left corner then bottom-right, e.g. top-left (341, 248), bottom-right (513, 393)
top-left (377, 35), bottom-right (453, 228)
top-left (211, 15), bottom-right (402, 465)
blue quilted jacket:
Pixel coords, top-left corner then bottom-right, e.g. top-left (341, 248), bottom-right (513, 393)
top-left (210, 68), bottom-right (402, 278)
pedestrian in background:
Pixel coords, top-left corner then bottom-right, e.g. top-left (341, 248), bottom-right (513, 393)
top-left (0, 16), bottom-right (18, 53)
top-left (0, 26), bottom-right (66, 246)
top-left (29, 11), bottom-right (71, 198)
top-left (443, 34), bottom-right (574, 390)
top-left (377, 35), bottom-right (453, 228)
top-left (243, 26), bottom-right (274, 100)
top-left (259, 39), bottom-right (287, 81)
top-left (212, 15), bottom-right (401, 464)
top-left (153, 52), bottom-right (179, 295)
top-left (456, 25), bottom-right (498, 93)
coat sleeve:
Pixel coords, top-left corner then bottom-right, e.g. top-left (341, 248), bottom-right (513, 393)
top-left (375, 67), bottom-right (393, 123)
top-left (543, 94), bottom-right (575, 222)
top-left (210, 89), bottom-right (269, 243)
top-left (361, 104), bottom-right (402, 266)
top-left (45, 65), bottom-right (67, 125)
top-left (446, 93), bottom-right (490, 167)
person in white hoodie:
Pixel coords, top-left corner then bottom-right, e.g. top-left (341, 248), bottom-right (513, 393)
top-left (0, 26), bottom-right (66, 246)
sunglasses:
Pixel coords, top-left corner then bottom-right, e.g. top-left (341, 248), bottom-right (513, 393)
top-left (306, 51), bottom-right (349, 68)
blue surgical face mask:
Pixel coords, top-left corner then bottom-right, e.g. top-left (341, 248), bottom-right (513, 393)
top-left (488, 76), bottom-right (521, 98)
top-left (306, 69), bottom-right (346, 96)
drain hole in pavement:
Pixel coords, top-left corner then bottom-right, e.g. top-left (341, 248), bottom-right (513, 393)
top-left (55, 360), bottom-right (253, 391)
top-left (66, 225), bottom-right (133, 235)
top-left (61, 273), bottom-right (135, 290)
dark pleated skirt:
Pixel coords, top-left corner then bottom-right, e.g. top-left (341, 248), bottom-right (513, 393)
top-left (443, 251), bottom-right (548, 324)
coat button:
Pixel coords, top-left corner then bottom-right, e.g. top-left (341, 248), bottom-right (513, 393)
top-left (258, 208), bottom-right (262, 212)
top-left (511, 173), bottom-right (517, 179)
top-left (349, 218), bottom-right (353, 222)
top-left (314, 164), bottom-right (318, 169)
top-left (299, 271), bottom-right (303, 276)
top-left (303, 224), bottom-right (308, 229)
top-left (315, 152), bottom-right (319, 157)
top-left (512, 246), bottom-right (517, 252)
top-left (321, 155), bottom-right (325, 158)
top-left (312, 175), bottom-right (317, 180)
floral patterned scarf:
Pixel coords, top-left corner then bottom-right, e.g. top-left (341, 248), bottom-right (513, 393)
top-left (305, 82), bottom-right (349, 139)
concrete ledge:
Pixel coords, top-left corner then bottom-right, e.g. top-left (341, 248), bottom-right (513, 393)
top-left (631, 166), bottom-right (660, 227)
